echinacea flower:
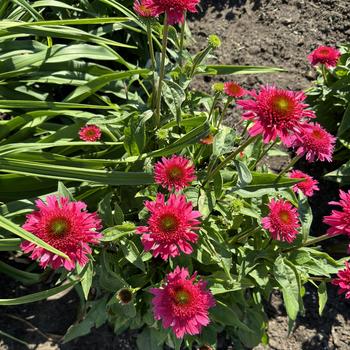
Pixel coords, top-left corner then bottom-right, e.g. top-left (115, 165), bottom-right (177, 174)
top-left (292, 122), bottom-right (336, 162)
top-left (133, 0), bottom-right (154, 17)
top-left (150, 266), bottom-right (215, 338)
top-left (261, 198), bottom-right (300, 243)
top-left (223, 82), bottom-right (246, 98)
top-left (144, 0), bottom-right (200, 25)
top-left (289, 170), bottom-right (319, 197)
top-left (20, 195), bottom-right (102, 271)
top-left (136, 193), bottom-right (201, 260)
top-left (332, 261), bottom-right (350, 299)
top-left (308, 46), bottom-right (341, 69)
top-left (79, 124), bottom-right (102, 142)
top-left (324, 190), bottom-right (350, 239)
top-left (236, 85), bottom-right (316, 145)
top-left (154, 155), bottom-right (196, 191)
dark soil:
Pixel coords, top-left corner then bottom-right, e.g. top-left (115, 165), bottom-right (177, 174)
top-left (1, 1), bottom-right (350, 349)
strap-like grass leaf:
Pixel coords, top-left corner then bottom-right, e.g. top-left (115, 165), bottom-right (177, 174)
top-left (0, 280), bottom-right (77, 305)
top-left (0, 157), bottom-right (154, 185)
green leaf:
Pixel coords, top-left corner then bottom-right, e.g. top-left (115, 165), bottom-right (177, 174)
top-left (64, 296), bottom-right (108, 343)
top-left (64, 69), bottom-right (149, 103)
top-left (0, 280), bottom-right (77, 305)
top-left (57, 181), bottom-right (74, 201)
top-left (0, 238), bottom-right (21, 251)
top-left (101, 223), bottom-right (135, 242)
top-left (98, 193), bottom-right (114, 226)
top-left (298, 193), bottom-right (313, 242)
top-left (325, 160), bottom-right (350, 184)
top-left (318, 282), bottom-right (327, 316)
top-left (0, 215), bottom-right (68, 259)
top-left (273, 257), bottom-right (301, 320)
top-left (163, 80), bottom-right (186, 123)
top-left (136, 328), bottom-right (166, 350)
top-left (200, 64), bottom-right (285, 75)
top-left (0, 158), bottom-right (154, 186)
top-left (120, 240), bottom-right (145, 272)
top-left (0, 260), bottom-right (41, 284)
top-left (234, 160), bottom-right (252, 188)
top-left (211, 301), bottom-right (254, 333)
top-left (77, 261), bottom-right (93, 301)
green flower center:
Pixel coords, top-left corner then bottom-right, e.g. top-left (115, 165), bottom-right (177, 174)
top-left (273, 96), bottom-right (292, 113)
top-left (279, 210), bottom-right (291, 224)
top-left (167, 166), bottom-right (183, 180)
top-left (175, 290), bottom-right (190, 305)
top-left (160, 214), bottom-right (178, 232)
top-left (49, 218), bottom-right (69, 237)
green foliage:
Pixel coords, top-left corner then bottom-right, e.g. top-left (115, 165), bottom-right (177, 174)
top-left (0, 1), bottom-right (346, 349)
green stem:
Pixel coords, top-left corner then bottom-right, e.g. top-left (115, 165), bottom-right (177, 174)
top-left (178, 12), bottom-right (186, 67)
top-left (146, 22), bottom-right (156, 72)
top-left (302, 233), bottom-right (334, 247)
top-left (321, 64), bottom-right (328, 85)
top-left (276, 155), bottom-right (302, 179)
top-left (217, 97), bottom-right (232, 128)
top-left (208, 94), bottom-right (220, 123)
top-left (203, 135), bottom-right (259, 186)
top-left (154, 14), bottom-right (169, 128)
top-left (249, 139), bottom-right (278, 170)
top-left (240, 121), bottom-right (250, 137)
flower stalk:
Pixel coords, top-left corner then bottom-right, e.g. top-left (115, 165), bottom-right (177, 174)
top-left (154, 14), bottom-right (169, 128)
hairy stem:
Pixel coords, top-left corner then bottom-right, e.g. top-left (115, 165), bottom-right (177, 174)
top-left (154, 14), bottom-right (169, 128)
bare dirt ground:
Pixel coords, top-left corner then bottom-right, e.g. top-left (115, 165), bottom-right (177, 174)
top-left (1, 0), bottom-right (350, 349)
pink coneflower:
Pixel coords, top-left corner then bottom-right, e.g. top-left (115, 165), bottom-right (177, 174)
top-left (154, 155), bottom-right (196, 191)
top-left (324, 190), bottom-right (350, 239)
top-left (144, 0), bottom-right (200, 25)
top-left (200, 134), bottom-right (214, 145)
top-left (292, 122), bottom-right (336, 162)
top-left (308, 46), bottom-right (341, 69)
top-left (79, 124), bottom-right (102, 142)
top-left (289, 170), bottom-right (319, 197)
top-left (150, 266), bottom-right (215, 338)
top-left (236, 85), bottom-right (316, 145)
top-left (223, 82), bottom-right (247, 98)
top-left (133, 0), bottom-right (154, 17)
top-left (261, 198), bottom-right (300, 243)
top-left (136, 194), bottom-right (201, 260)
top-left (332, 261), bottom-right (350, 299)
top-left (20, 195), bottom-right (102, 271)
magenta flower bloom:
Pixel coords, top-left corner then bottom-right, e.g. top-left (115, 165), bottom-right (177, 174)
top-left (21, 195), bottom-right (102, 271)
top-left (289, 170), bottom-right (319, 197)
top-left (223, 82), bottom-right (247, 98)
top-left (308, 46), bottom-right (341, 69)
top-left (154, 155), bottom-right (196, 191)
top-left (324, 190), bottom-right (350, 239)
top-left (236, 85), bottom-right (316, 145)
top-left (136, 194), bottom-right (201, 260)
top-left (79, 124), bottom-right (102, 142)
top-left (150, 266), bottom-right (215, 338)
top-left (144, 0), bottom-right (200, 24)
top-left (332, 261), bottom-right (350, 299)
top-left (133, 0), bottom-right (154, 17)
top-left (292, 122), bottom-right (336, 162)
top-left (261, 198), bottom-right (300, 243)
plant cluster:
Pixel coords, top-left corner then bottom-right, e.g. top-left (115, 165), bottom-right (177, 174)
top-left (0, 1), bottom-right (350, 349)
